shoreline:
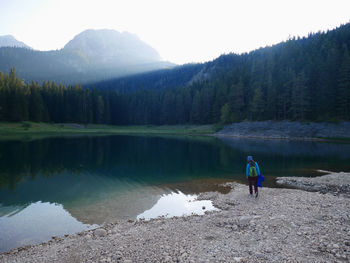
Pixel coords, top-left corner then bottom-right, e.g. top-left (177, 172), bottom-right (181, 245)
top-left (0, 123), bottom-right (216, 141)
top-left (213, 133), bottom-right (325, 142)
top-left (1, 172), bottom-right (349, 262)
top-left (217, 121), bottom-right (350, 142)
top-left (276, 170), bottom-right (350, 198)
top-left (0, 121), bottom-right (350, 143)
top-left (2, 121), bottom-right (350, 143)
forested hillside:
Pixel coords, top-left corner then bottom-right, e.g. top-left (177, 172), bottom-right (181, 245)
top-left (1, 24), bottom-right (350, 124)
top-left (85, 63), bottom-right (204, 93)
top-left (89, 23), bottom-right (350, 124)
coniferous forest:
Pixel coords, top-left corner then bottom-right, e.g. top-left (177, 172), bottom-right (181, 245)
top-left (0, 24), bottom-right (350, 125)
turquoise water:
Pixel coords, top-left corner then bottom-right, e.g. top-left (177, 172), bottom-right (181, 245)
top-left (1, 135), bottom-right (350, 252)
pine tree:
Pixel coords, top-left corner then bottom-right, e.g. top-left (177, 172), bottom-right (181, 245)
top-left (220, 103), bottom-right (232, 124)
top-left (96, 95), bottom-right (105, 124)
top-left (291, 72), bottom-right (310, 120)
top-left (231, 81), bottom-right (245, 122)
top-left (250, 87), bottom-right (265, 120)
top-left (337, 45), bottom-right (350, 120)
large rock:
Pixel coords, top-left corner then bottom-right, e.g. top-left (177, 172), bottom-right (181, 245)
top-left (94, 228), bottom-right (107, 237)
top-left (237, 216), bottom-right (252, 226)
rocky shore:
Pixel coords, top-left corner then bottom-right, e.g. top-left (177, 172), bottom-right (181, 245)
top-left (1, 172), bottom-right (349, 262)
top-left (216, 121), bottom-right (350, 140)
top-left (276, 171), bottom-right (350, 197)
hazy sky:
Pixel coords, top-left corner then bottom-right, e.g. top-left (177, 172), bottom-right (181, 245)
top-left (1, 0), bottom-right (349, 64)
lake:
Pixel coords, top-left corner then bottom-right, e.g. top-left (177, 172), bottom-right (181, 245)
top-left (1, 135), bottom-right (350, 252)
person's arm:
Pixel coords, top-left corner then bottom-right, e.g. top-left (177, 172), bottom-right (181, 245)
top-left (246, 163), bottom-right (249, 177)
top-left (255, 162), bottom-right (261, 176)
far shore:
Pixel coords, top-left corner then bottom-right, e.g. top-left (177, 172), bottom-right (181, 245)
top-left (2, 121), bottom-right (350, 142)
top-left (0, 122), bottom-right (217, 141)
top-left (1, 171), bottom-right (349, 262)
top-left (213, 133), bottom-right (325, 141)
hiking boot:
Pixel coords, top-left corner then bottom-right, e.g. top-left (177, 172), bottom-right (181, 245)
top-left (255, 192), bottom-right (258, 198)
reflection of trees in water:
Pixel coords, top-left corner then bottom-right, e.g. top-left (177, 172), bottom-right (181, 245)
top-left (0, 136), bottom-right (224, 190)
top-left (1, 135), bottom-right (349, 192)
top-left (0, 136), bottom-right (227, 220)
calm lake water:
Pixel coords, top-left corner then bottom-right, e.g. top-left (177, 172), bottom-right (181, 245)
top-left (1, 135), bottom-right (350, 252)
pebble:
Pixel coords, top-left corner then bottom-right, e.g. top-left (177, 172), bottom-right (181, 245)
top-left (255, 252), bottom-right (266, 259)
top-left (164, 256), bottom-right (172, 262)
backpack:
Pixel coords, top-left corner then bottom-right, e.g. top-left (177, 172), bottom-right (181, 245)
top-left (249, 163), bottom-right (257, 177)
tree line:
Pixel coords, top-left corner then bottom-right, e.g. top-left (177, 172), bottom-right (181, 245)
top-left (0, 23), bottom-right (350, 124)
top-left (0, 68), bottom-right (114, 124)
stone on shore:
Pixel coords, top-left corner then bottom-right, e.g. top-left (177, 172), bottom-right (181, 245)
top-left (94, 228), bottom-right (107, 237)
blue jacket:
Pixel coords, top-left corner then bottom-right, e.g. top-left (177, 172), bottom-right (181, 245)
top-left (246, 162), bottom-right (260, 177)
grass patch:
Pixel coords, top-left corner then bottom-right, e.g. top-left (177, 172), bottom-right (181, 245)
top-left (0, 122), bottom-right (217, 141)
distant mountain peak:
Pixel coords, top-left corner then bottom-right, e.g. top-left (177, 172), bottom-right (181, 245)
top-left (0, 29), bottom-right (172, 84)
top-left (63, 29), bottom-right (161, 64)
top-left (0, 35), bottom-right (31, 49)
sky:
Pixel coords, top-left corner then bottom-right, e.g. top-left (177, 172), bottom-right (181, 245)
top-left (0, 0), bottom-right (350, 65)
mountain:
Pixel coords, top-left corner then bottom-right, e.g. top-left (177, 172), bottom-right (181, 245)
top-left (0, 35), bottom-right (31, 49)
top-left (0, 29), bottom-right (174, 84)
top-left (63, 29), bottom-right (161, 65)
top-left (1, 23), bottom-right (349, 125)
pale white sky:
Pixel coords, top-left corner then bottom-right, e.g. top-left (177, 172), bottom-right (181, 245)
top-left (0, 0), bottom-right (349, 64)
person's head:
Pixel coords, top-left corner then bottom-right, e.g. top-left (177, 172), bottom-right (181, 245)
top-left (247, 156), bottom-right (255, 165)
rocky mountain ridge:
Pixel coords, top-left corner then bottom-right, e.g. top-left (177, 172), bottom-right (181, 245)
top-left (0, 29), bottom-right (173, 84)
top-left (0, 35), bottom-right (31, 49)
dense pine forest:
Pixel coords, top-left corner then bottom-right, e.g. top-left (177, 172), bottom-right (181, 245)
top-left (0, 24), bottom-right (350, 125)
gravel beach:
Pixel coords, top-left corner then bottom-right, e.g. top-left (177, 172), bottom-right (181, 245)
top-left (1, 172), bottom-right (349, 263)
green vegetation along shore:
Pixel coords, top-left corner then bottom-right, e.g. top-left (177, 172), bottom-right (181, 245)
top-left (0, 122), bottom-right (218, 141)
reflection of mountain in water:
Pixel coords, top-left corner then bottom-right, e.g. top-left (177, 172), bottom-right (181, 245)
top-left (67, 185), bottom-right (169, 224)
top-left (137, 191), bottom-right (218, 220)
top-left (0, 202), bottom-right (96, 253)
top-left (0, 171), bottom-right (171, 224)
